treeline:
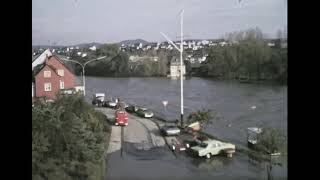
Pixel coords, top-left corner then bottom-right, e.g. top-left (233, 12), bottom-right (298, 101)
top-left (193, 28), bottom-right (287, 84)
top-left (32, 95), bottom-right (111, 180)
top-left (71, 28), bottom-right (287, 84)
top-left (82, 51), bottom-right (169, 77)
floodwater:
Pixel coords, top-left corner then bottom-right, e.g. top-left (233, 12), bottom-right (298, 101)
top-left (85, 77), bottom-right (287, 180)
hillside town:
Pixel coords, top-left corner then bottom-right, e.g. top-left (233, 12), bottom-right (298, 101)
top-left (33, 38), bottom-right (287, 66)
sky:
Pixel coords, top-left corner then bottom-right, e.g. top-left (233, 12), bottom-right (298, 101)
top-left (32, 0), bottom-right (287, 46)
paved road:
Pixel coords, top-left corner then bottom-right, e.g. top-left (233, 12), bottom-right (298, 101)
top-left (95, 107), bottom-right (167, 152)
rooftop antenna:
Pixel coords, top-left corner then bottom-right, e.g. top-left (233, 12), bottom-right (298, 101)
top-left (160, 9), bottom-right (185, 127)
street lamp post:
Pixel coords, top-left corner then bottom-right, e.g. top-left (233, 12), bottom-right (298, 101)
top-left (61, 56), bottom-right (106, 96)
top-left (160, 9), bottom-right (185, 127)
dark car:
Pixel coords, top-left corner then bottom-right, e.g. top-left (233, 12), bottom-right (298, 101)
top-left (92, 93), bottom-right (105, 106)
top-left (160, 125), bottom-right (181, 136)
top-left (136, 108), bottom-right (154, 118)
top-left (125, 105), bottom-right (139, 113)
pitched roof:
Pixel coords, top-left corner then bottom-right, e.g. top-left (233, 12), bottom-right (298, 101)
top-left (32, 54), bottom-right (41, 62)
top-left (50, 54), bottom-right (75, 75)
top-left (32, 49), bottom-right (52, 70)
top-left (33, 55), bottom-right (75, 77)
top-left (33, 63), bottom-right (58, 77)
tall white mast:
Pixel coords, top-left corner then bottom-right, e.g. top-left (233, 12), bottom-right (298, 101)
top-left (160, 9), bottom-right (185, 127)
top-left (180, 10), bottom-right (184, 126)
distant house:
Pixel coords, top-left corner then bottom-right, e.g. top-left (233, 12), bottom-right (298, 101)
top-left (89, 45), bottom-right (97, 51)
top-left (268, 42), bottom-right (275, 47)
top-left (170, 57), bottom-right (186, 78)
top-left (201, 40), bottom-right (209, 45)
top-left (219, 41), bottom-right (227, 46)
top-left (33, 55), bottom-right (76, 100)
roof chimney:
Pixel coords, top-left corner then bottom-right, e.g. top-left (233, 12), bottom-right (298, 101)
top-left (45, 54), bottom-right (49, 64)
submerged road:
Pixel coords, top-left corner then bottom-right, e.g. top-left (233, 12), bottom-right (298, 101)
top-left (95, 107), bottom-right (285, 180)
top-left (95, 107), bottom-right (200, 180)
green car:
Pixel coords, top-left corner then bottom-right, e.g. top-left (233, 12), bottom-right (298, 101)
top-left (190, 139), bottom-right (236, 159)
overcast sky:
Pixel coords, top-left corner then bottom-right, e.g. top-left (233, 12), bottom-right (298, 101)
top-left (32, 0), bottom-right (287, 46)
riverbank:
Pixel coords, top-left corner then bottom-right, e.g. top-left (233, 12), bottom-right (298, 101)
top-left (81, 74), bottom-right (287, 85)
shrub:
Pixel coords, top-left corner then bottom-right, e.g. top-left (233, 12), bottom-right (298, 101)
top-left (32, 95), bottom-right (110, 180)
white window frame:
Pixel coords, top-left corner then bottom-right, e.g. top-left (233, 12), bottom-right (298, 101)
top-left (44, 70), bottom-right (51, 78)
top-left (57, 69), bottom-right (64, 76)
top-left (44, 83), bottom-right (52, 92)
top-left (59, 80), bottom-right (64, 89)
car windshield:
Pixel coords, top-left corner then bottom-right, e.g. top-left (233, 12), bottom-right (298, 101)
top-left (199, 143), bottom-right (208, 148)
top-left (167, 126), bottom-right (177, 129)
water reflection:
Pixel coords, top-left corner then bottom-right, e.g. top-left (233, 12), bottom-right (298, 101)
top-left (248, 153), bottom-right (287, 179)
top-left (190, 156), bottom-right (233, 171)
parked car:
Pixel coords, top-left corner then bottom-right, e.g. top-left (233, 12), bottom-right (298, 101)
top-left (160, 125), bottom-right (181, 136)
top-left (170, 139), bottom-right (187, 152)
top-left (189, 139), bottom-right (236, 159)
top-left (184, 140), bottom-right (201, 149)
top-left (184, 136), bottom-right (209, 149)
top-left (136, 108), bottom-right (154, 118)
top-left (92, 93), bottom-right (105, 106)
top-left (115, 110), bottom-right (128, 126)
top-left (125, 105), bottom-right (139, 113)
top-left (103, 100), bottom-right (117, 108)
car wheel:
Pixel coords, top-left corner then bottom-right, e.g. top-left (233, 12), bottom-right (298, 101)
top-left (206, 153), bottom-right (211, 159)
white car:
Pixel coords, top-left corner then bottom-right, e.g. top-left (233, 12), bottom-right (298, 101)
top-left (102, 100), bottom-right (117, 108)
top-left (190, 139), bottom-right (236, 159)
top-left (108, 101), bottom-right (117, 107)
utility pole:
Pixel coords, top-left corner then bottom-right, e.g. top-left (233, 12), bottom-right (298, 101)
top-left (61, 56), bottom-right (106, 96)
top-left (160, 9), bottom-right (185, 127)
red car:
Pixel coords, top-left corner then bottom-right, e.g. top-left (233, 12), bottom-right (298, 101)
top-left (115, 110), bottom-right (128, 126)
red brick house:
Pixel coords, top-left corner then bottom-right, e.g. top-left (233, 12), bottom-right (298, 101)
top-left (33, 55), bottom-right (76, 100)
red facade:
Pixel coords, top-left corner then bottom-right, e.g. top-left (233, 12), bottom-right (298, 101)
top-left (34, 55), bottom-right (75, 100)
